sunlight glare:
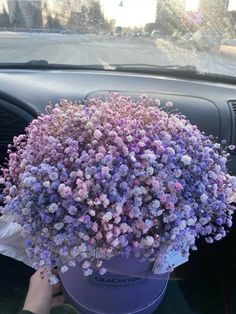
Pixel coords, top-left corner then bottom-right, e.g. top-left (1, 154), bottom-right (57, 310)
top-left (100, 0), bottom-right (156, 27)
top-left (185, 0), bottom-right (199, 12)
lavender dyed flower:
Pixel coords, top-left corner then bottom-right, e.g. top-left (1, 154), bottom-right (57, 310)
top-left (1, 93), bottom-right (236, 283)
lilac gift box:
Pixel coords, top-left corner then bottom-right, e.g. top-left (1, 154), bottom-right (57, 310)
top-left (60, 255), bottom-right (169, 314)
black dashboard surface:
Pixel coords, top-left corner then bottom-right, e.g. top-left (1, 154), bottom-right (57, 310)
top-left (0, 69), bottom-right (236, 112)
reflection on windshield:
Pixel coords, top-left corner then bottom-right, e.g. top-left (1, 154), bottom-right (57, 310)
top-left (0, 0), bottom-right (236, 78)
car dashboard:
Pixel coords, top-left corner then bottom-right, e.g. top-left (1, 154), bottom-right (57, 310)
top-left (0, 68), bottom-right (236, 313)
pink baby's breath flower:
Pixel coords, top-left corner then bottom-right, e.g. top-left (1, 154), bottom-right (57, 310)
top-left (106, 232), bottom-right (113, 240)
top-left (145, 236), bottom-right (154, 246)
top-left (92, 222), bottom-right (98, 232)
top-left (152, 179), bottom-right (160, 190)
top-left (77, 170), bottom-right (83, 178)
top-left (175, 182), bottom-right (183, 190)
top-left (114, 216), bottom-right (121, 224)
top-left (95, 153), bottom-right (104, 162)
top-left (120, 223), bottom-right (129, 233)
top-left (89, 209), bottom-right (96, 217)
top-left (76, 178), bottom-right (83, 187)
top-left (94, 129), bottom-right (103, 140)
top-left (85, 121), bottom-right (93, 129)
top-left (109, 131), bottom-right (117, 137)
top-left (95, 232), bottom-right (103, 241)
top-left (102, 212), bottom-right (113, 222)
top-left (111, 238), bottom-right (119, 247)
top-left (1, 93), bottom-right (236, 283)
top-left (58, 183), bottom-right (72, 198)
top-left (101, 166), bottom-right (110, 175)
top-left (114, 136), bottom-right (123, 146)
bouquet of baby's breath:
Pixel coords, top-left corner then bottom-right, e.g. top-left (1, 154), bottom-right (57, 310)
top-left (1, 94), bottom-right (235, 284)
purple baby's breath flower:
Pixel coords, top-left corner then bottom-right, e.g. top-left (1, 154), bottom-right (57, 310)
top-left (25, 239), bottom-right (33, 248)
top-left (40, 250), bottom-right (51, 260)
top-left (63, 215), bottom-right (73, 223)
top-left (94, 129), bottom-right (103, 140)
top-left (54, 222), bottom-right (64, 230)
top-left (49, 275), bottom-right (60, 285)
top-left (205, 237), bottom-right (214, 244)
top-left (49, 172), bottom-right (59, 181)
top-left (216, 218), bottom-right (223, 225)
top-left (61, 265), bottom-right (69, 273)
top-left (82, 261), bottom-right (91, 269)
top-left (99, 267), bottom-right (107, 275)
top-left (200, 194), bottom-right (208, 203)
top-left (68, 260), bottom-right (76, 267)
top-left (31, 182), bottom-right (42, 193)
top-left (58, 184), bottom-right (72, 198)
top-left (68, 205), bottom-right (77, 215)
top-left (23, 223), bottom-right (32, 233)
top-left (70, 246), bottom-right (80, 258)
top-left (48, 203), bottom-right (58, 213)
top-left (102, 212), bottom-right (113, 222)
top-left (181, 155), bottom-right (192, 165)
top-left (84, 268), bottom-right (93, 276)
top-left (1, 94), bottom-right (236, 283)
top-left (59, 246), bottom-right (69, 256)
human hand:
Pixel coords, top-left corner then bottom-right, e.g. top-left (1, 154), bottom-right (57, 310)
top-left (23, 268), bottom-right (64, 314)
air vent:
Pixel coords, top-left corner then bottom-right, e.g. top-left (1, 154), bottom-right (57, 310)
top-left (228, 100), bottom-right (236, 153)
top-left (0, 100), bottom-right (32, 163)
top-left (0, 103), bottom-right (31, 202)
top-left (0, 107), bottom-right (27, 169)
top-left (0, 108), bottom-right (26, 146)
top-left (229, 100), bottom-right (236, 114)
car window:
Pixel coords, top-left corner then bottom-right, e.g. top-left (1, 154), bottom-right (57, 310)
top-left (0, 0), bottom-right (236, 78)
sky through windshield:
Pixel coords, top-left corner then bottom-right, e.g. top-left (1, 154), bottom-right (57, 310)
top-left (0, 0), bottom-right (236, 27)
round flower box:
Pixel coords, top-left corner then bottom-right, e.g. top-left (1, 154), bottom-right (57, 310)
top-left (60, 254), bottom-right (169, 314)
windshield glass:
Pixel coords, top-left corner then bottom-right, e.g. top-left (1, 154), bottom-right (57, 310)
top-left (0, 0), bottom-right (236, 77)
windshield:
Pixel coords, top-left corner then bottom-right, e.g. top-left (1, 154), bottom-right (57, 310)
top-left (0, 0), bottom-right (236, 78)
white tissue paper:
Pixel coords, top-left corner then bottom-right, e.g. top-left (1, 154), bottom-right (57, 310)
top-left (152, 244), bottom-right (189, 274)
top-left (0, 214), bottom-right (33, 267)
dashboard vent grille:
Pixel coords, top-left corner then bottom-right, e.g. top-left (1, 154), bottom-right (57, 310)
top-left (0, 106), bottom-right (28, 202)
top-left (228, 100), bottom-right (236, 153)
top-left (0, 108), bottom-right (26, 147)
top-left (229, 100), bottom-right (236, 115)
top-left (0, 100), bottom-right (28, 205)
